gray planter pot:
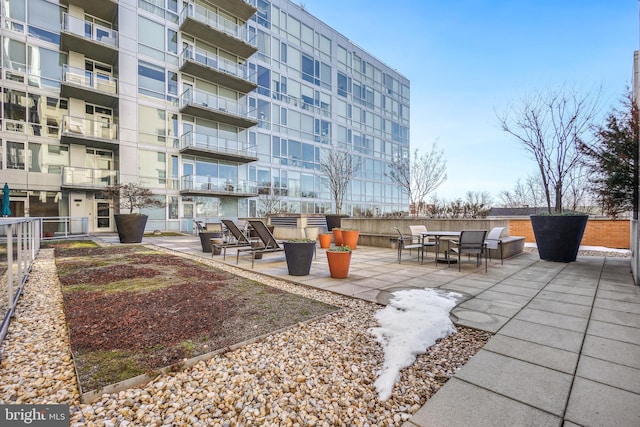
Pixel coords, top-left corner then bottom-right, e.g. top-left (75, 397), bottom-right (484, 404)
top-left (530, 214), bottom-right (588, 262)
top-left (284, 241), bottom-right (316, 276)
top-left (114, 214), bottom-right (148, 243)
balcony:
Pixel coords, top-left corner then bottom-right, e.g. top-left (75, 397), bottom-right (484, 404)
top-left (180, 3), bottom-right (257, 58)
top-left (58, 0), bottom-right (118, 22)
top-left (205, 0), bottom-right (257, 21)
top-left (61, 65), bottom-right (118, 107)
top-left (61, 167), bottom-right (118, 189)
top-left (61, 115), bottom-right (118, 149)
top-left (180, 88), bottom-right (257, 128)
top-left (179, 131), bottom-right (257, 163)
top-left (180, 175), bottom-right (257, 197)
top-left (179, 46), bottom-right (256, 93)
top-left (61, 13), bottom-right (118, 64)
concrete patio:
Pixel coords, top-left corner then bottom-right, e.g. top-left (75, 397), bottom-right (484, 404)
top-left (96, 234), bottom-right (640, 426)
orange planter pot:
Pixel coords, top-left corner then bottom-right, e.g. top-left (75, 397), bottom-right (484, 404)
top-left (326, 250), bottom-right (352, 278)
top-left (318, 233), bottom-right (332, 249)
top-left (332, 228), bottom-right (343, 246)
top-left (341, 230), bottom-right (360, 250)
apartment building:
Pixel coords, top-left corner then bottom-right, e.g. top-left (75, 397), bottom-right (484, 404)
top-left (0, 0), bottom-right (410, 233)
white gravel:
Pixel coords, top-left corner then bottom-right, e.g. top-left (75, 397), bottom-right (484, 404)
top-left (0, 247), bottom-right (491, 426)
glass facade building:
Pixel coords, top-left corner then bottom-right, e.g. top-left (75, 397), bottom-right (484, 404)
top-left (0, 0), bottom-right (410, 232)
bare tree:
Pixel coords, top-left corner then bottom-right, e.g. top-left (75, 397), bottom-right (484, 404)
top-left (257, 184), bottom-right (282, 216)
top-left (103, 182), bottom-right (165, 214)
top-left (498, 85), bottom-right (600, 213)
top-left (463, 191), bottom-right (493, 218)
top-left (387, 141), bottom-right (447, 216)
top-left (499, 175), bottom-right (545, 210)
top-left (320, 147), bottom-right (359, 215)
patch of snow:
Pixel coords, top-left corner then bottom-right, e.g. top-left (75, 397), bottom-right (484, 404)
top-left (368, 288), bottom-right (460, 401)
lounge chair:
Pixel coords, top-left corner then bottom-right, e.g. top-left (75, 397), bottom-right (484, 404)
top-left (214, 219), bottom-right (255, 260)
top-left (484, 227), bottom-right (506, 265)
top-left (447, 230), bottom-right (488, 272)
top-left (236, 220), bottom-right (284, 267)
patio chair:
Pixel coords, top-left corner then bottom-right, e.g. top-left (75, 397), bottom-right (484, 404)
top-left (447, 230), bottom-right (488, 272)
top-left (394, 226), bottom-right (425, 264)
top-left (236, 220), bottom-right (284, 267)
top-left (215, 219), bottom-right (255, 260)
top-left (485, 227), bottom-right (506, 265)
top-left (194, 220), bottom-right (206, 233)
top-left (409, 225), bottom-right (437, 261)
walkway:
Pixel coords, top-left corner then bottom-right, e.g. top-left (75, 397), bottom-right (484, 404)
top-left (97, 234), bottom-right (640, 426)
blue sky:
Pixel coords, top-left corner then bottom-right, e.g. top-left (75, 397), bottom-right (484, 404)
top-left (301, 0), bottom-right (638, 201)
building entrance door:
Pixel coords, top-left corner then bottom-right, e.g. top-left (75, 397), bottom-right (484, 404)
top-left (95, 199), bottom-right (112, 231)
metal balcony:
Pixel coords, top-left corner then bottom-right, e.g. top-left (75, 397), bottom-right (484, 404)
top-left (180, 88), bottom-right (257, 128)
top-left (205, 0), bottom-right (256, 21)
top-left (61, 167), bottom-right (118, 189)
top-left (179, 131), bottom-right (257, 163)
top-left (61, 13), bottom-right (118, 64)
top-left (58, 0), bottom-right (118, 22)
top-left (61, 115), bottom-right (118, 149)
top-left (179, 46), bottom-right (257, 93)
top-left (179, 175), bottom-right (257, 197)
top-left (180, 3), bottom-right (257, 58)
top-left (60, 65), bottom-right (118, 107)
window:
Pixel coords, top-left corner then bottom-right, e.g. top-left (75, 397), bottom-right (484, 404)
top-left (28, 45), bottom-right (65, 89)
top-left (27, 0), bottom-right (61, 44)
top-left (6, 141), bottom-right (25, 169)
top-left (337, 72), bottom-right (349, 97)
top-left (138, 61), bottom-right (165, 99)
top-left (138, 16), bottom-right (165, 60)
top-left (138, 105), bottom-right (167, 145)
top-left (28, 142), bottom-right (68, 173)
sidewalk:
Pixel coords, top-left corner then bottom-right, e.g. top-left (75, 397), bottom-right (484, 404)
top-left (98, 234), bottom-right (640, 426)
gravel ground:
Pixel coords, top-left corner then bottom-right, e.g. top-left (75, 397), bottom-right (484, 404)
top-left (0, 247), bottom-right (491, 426)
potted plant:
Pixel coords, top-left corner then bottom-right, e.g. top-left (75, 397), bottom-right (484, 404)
top-left (332, 228), bottom-right (343, 246)
top-left (320, 148), bottom-right (359, 230)
top-left (499, 86), bottom-right (598, 262)
top-left (326, 245), bottom-right (352, 278)
top-left (341, 228), bottom-right (360, 250)
top-left (318, 232), bottom-right (332, 249)
top-left (103, 182), bottom-right (165, 243)
top-left (284, 239), bottom-right (316, 276)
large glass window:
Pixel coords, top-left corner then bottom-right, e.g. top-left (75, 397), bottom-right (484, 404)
top-left (138, 61), bottom-right (165, 99)
top-left (138, 16), bottom-right (165, 60)
top-left (27, 0), bottom-right (62, 44)
top-left (138, 105), bottom-right (167, 145)
top-left (28, 45), bottom-right (65, 89)
top-left (28, 142), bottom-right (68, 173)
top-left (139, 150), bottom-right (166, 187)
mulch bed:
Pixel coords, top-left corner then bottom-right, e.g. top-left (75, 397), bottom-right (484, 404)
top-left (54, 244), bottom-right (338, 392)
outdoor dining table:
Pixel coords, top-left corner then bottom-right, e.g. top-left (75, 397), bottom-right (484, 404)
top-left (422, 231), bottom-right (461, 263)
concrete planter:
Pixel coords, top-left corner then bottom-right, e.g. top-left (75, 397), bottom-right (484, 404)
top-left (114, 214), bottom-right (148, 243)
top-left (530, 215), bottom-right (588, 262)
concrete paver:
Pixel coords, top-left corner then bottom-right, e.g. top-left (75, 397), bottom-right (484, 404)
top-left (95, 234), bottom-right (640, 426)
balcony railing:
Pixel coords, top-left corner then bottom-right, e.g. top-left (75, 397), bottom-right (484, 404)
top-left (62, 65), bottom-right (117, 94)
top-left (181, 2), bottom-right (255, 45)
top-left (180, 131), bottom-right (257, 158)
top-left (180, 175), bottom-right (257, 195)
top-left (61, 115), bottom-right (118, 141)
top-left (62, 167), bottom-right (118, 189)
top-left (62, 13), bottom-right (118, 47)
top-left (181, 88), bottom-right (254, 118)
top-left (180, 46), bottom-right (256, 84)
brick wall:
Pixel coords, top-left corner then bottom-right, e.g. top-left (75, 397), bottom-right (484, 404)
top-left (509, 218), bottom-right (630, 249)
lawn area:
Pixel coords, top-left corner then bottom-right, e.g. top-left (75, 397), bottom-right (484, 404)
top-left (48, 241), bottom-right (339, 393)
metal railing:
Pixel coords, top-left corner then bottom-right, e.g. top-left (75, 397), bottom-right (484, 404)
top-left (181, 87), bottom-right (256, 119)
top-left (181, 2), bottom-right (255, 45)
top-left (62, 13), bottom-right (118, 47)
top-left (61, 115), bottom-right (118, 141)
top-left (62, 167), bottom-right (118, 189)
top-left (62, 65), bottom-right (118, 94)
top-left (180, 131), bottom-right (257, 158)
top-left (0, 218), bottom-right (40, 347)
top-left (38, 217), bottom-right (89, 239)
top-left (180, 46), bottom-right (256, 83)
top-left (180, 175), bottom-right (257, 195)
